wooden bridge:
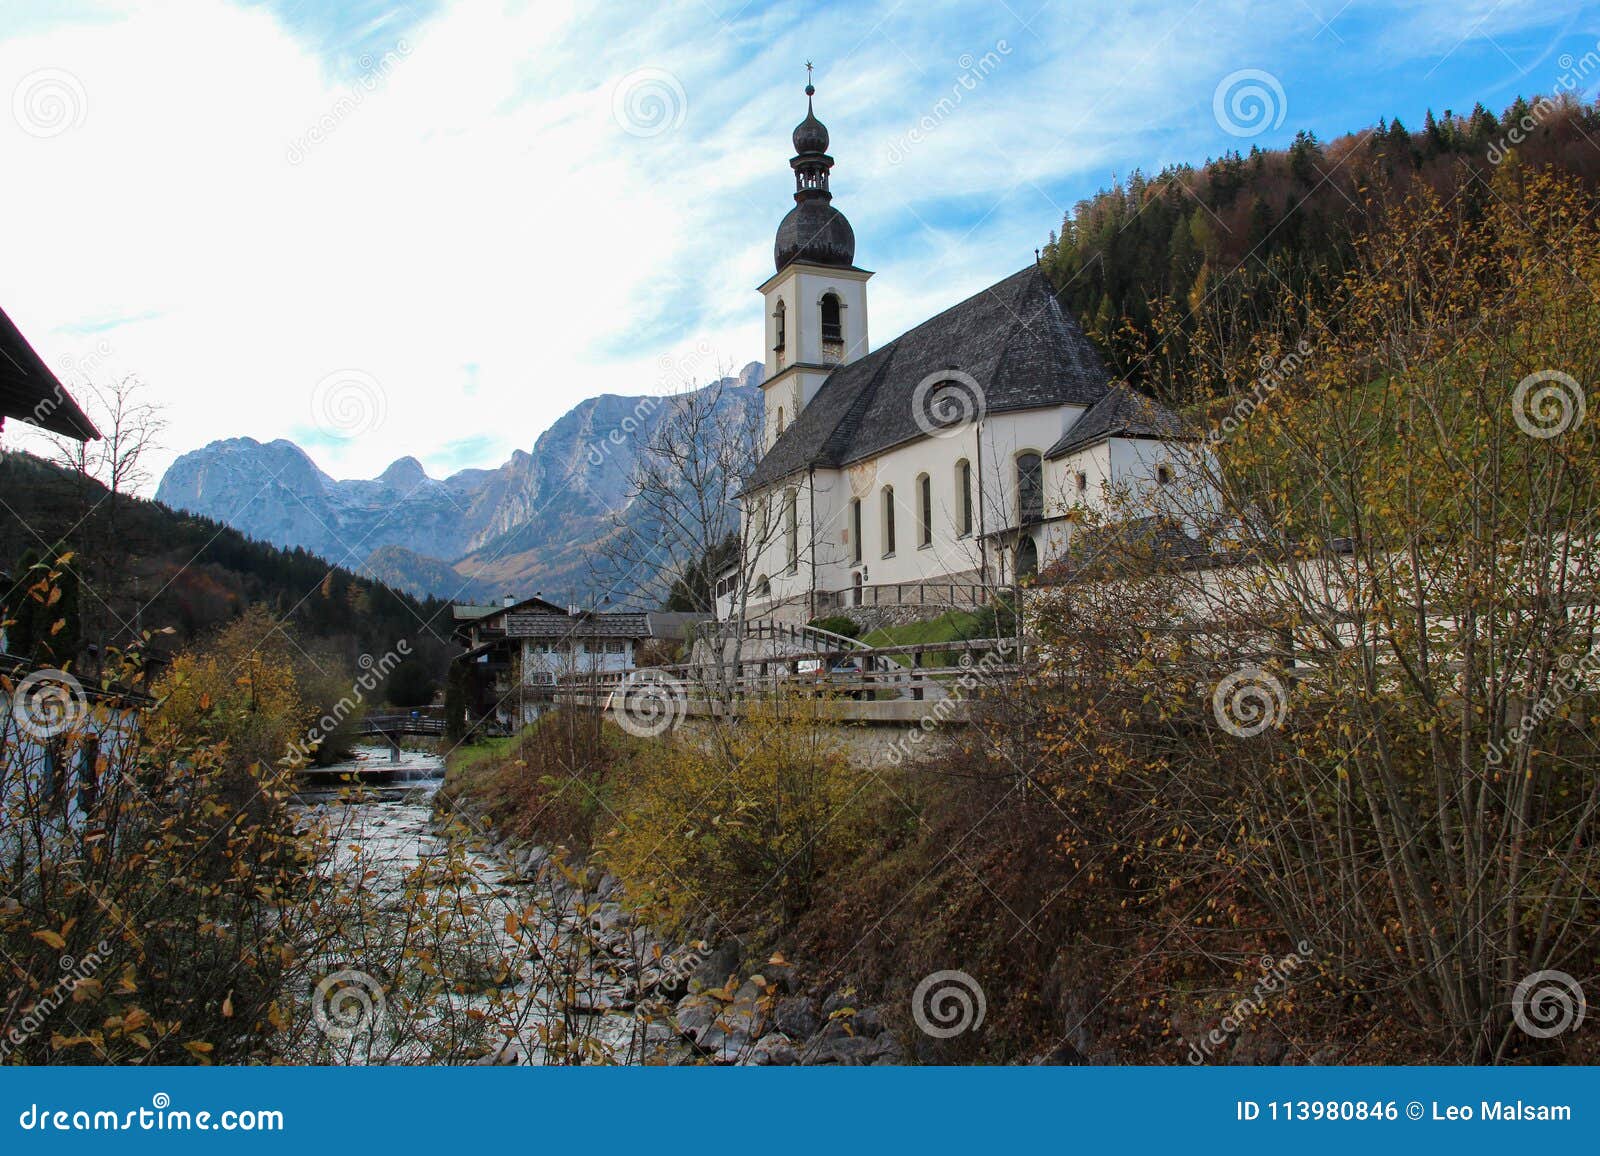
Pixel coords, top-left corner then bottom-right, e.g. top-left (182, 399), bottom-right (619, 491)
top-left (358, 709), bottom-right (445, 761)
top-left (544, 631), bottom-right (1026, 725)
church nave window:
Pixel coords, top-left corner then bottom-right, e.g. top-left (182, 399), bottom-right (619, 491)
top-left (1016, 452), bottom-right (1043, 523)
top-left (881, 485), bottom-right (896, 556)
top-left (784, 488), bottom-right (799, 573)
top-left (917, 473), bottom-right (932, 548)
top-left (956, 459), bottom-right (973, 536)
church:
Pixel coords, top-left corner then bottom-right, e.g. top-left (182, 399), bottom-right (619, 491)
top-left (729, 80), bottom-right (1191, 624)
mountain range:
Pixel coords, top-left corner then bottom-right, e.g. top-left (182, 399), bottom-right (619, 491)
top-left (154, 363), bottom-right (763, 604)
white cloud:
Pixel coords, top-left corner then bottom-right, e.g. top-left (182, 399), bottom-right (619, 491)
top-left (0, 0), bottom-right (1587, 489)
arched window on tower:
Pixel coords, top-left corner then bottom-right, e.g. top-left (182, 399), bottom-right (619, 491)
top-left (773, 300), bottom-right (786, 352)
top-left (850, 497), bottom-right (863, 564)
top-left (820, 293), bottom-right (843, 362)
top-left (776, 406), bottom-right (785, 437)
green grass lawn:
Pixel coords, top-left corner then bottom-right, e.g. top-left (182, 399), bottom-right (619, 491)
top-left (859, 607), bottom-right (1003, 668)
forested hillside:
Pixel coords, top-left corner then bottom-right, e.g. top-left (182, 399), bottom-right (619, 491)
top-left (1, 451), bottom-right (453, 705)
top-left (1042, 94), bottom-right (1600, 406)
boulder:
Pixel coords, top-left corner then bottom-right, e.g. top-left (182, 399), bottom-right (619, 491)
top-left (800, 1033), bottom-right (895, 1066)
top-left (689, 941), bottom-right (741, 991)
top-left (772, 996), bottom-right (820, 1040)
top-left (719, 979), bottom-right (771, 1040)
top-left (746, 1033), bottom-right (798, 1066)
top-left (674, 993), bottom-right (721, 1044)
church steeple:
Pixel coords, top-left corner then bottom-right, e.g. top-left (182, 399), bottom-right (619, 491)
top-left (759, 65), bottom-right (871, 443)
top-left (774, 69), bottom-right (855, 272)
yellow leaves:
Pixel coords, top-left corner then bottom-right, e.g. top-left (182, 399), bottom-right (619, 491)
top-left (504, 912), bottom-right (521, 938)
top-left (222, 992), bottom-right (234, 1018)
top-left (182, 1040), bottom-right (215, 1060)
top-left (31, 929), bottom-right (67, 950)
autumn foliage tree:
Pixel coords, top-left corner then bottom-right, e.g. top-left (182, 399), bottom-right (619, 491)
top-left (1026, 165), bottom-right (1600, 1062)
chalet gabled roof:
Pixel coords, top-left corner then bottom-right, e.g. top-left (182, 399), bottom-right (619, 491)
top-left (0, 306), bottom-right (98, 441)
top-left (745, 264), bottom-right (1110, 490)
top-left (1045, 382), bottom-right (1187, 460)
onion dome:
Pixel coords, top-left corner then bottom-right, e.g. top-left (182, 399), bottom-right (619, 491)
top-left (774, 75), bottom-right (855, 272)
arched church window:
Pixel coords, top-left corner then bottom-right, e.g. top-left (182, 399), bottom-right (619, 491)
top-left (777, 406), bottom-right (785, 436)
top-left (917, 473), bottom-right (932, 548)
top-left (774, 300), bottom-right (786, 352)
top-left (1017, 452), bottom-right (1043, 523)
top-left (956, 459), bottom-right (973, 536)
top-left (784, 488), bottom-right (799, 573)
top-left (820, 293), bottom-right (842, 341)
top-left (1017, 535), bottom-right (1039, 580)
top-left (881, 485), bottom-right (896, 556)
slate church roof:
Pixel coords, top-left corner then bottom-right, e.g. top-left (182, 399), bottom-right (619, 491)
top-left (1045, 382), bottom-right (1188, 460)
top-left (745, 264), bottom-right (1112, 490)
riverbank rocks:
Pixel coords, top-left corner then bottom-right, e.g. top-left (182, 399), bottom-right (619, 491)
top-left (772, 995), bottom-right (820, 1039)
top-left (688, 941), bottom-right (741, 991)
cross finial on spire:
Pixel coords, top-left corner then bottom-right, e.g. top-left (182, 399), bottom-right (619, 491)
top-left (804, 61), bottom-right (815, 97)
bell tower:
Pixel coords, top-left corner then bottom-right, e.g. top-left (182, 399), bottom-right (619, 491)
top-left (758, 67), bottom-right (871, 449)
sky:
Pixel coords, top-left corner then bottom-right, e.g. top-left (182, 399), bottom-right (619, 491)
top-left (0, 0), bottom-right (1595, 489)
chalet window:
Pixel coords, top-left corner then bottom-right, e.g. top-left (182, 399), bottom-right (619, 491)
top-left (850, 497), bottom-right (863, 564)
top-left (773, 299), bottom-right (786, 351)
top-left (957, 459), bottom-right (973, 536)
top-left (917, 473), bottom-right (932, 548)
top-left (784, 489), bottom-right (799, 573)
top-left (1017, 452), bottom-right (1043, 523)
top-left (882, 486), bottom-right (896, 556)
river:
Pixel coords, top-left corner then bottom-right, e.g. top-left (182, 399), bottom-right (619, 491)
top-left (290, 745), bottom-right (671, 1065)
